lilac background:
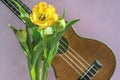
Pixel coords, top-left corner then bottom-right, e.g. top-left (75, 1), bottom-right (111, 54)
top-left (0, 0), bottom-right (120, 80)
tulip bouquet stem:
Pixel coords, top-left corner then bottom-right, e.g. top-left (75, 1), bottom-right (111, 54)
top-left (9, 0), bottom-right (79, 80)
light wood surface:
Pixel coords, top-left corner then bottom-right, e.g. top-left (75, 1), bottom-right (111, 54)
top-left (52, 27), bottom-right (116, 80)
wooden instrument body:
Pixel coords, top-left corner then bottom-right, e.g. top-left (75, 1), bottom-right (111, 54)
top-left (52, 27), bottom-right (116, 80)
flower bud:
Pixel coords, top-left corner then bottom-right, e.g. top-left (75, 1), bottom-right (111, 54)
top-left (16, 28), bottom-right (27, 42)
top-left (55, 19), bottom-right (66, 32)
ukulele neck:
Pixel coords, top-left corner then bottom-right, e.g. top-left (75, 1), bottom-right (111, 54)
top-left (1, 0), bottom-right (31, 19)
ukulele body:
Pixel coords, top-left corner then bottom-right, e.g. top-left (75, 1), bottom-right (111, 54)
top-left (52, 27), bottom-right (116, 80)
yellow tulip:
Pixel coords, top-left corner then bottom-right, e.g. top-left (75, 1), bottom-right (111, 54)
top-left (30, 2), bottom-right (59, 28)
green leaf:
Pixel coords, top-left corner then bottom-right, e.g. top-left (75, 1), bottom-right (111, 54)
top-left (35, 52), bottom-right (43, 80)
top-left (12, 0), bottom-right (29, 18)
top-left (20, 16), bottom-right (34, 28)
top-left (32, 39), bottom-right (43, 67)
top-left (32, 29), bottom-right (42, 46)
top-left (62, 9), bottom-right (66, 19)
top-left (26, 26), bottom-right (32, 53)
top-left (8, 24), bottom-right (18, 34)
top-left (48, 43), bottom-right (59, 61)
top-left (65, 19), bottom-right (80, 30)
top-left (20, 42), bottom-right (31, 59)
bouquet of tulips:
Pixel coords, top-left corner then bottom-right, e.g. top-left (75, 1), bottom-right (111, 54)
top-left (9, 0), bottom-right (79, 80)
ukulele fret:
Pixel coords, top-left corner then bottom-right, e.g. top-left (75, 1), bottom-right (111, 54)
top-left (79, 60), bottom-right (103, 80)
top-left (1, 0), bottom-right (31, 17)
top-left (1, 0), bottom-right (20, 16)
top-left (16, 0), bottom-right (31, 14)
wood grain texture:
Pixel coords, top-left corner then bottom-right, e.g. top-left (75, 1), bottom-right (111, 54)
top-left (52, 27), bottom-right (116, 80)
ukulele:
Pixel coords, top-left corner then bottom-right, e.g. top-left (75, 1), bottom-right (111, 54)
top-left (1, 0), bottom-right (116, 80)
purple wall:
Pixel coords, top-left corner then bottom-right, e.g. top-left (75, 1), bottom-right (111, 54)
top-left (0, 0), bottom-right (120, 80)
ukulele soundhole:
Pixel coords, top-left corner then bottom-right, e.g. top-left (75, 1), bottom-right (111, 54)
top-left (57, 37), bottom-right (69, 54)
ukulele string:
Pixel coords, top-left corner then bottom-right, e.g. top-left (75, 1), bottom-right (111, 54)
top-left (58, 49), bottom-right (81, 75)
top-left (59, 39), bottom-right (96, 77)
top-left (59, 48), bottom-right (91, 80)
top-left (59, 43), bottom-right (87, 71)
top-left (59, 43), bottom-right (93, 79)
top-left (60, 39), bottom-right (90, 66)
top-left (58, 48), bottom-right (89, 80)
top-left (60, 39), bottom-right (97, 72)
top-left (60, 39), bottom-right (97, 73)
top-left (5, 0), bottom-right (20, 15)
top-left (58, 46), bottom-right (85, 73)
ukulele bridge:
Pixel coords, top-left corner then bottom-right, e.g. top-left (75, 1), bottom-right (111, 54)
top-left (79, 60), bottom-right (103, 80)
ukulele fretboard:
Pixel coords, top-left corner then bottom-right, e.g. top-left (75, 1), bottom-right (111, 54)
top-left (1, 0), bottom-right (31, 18)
